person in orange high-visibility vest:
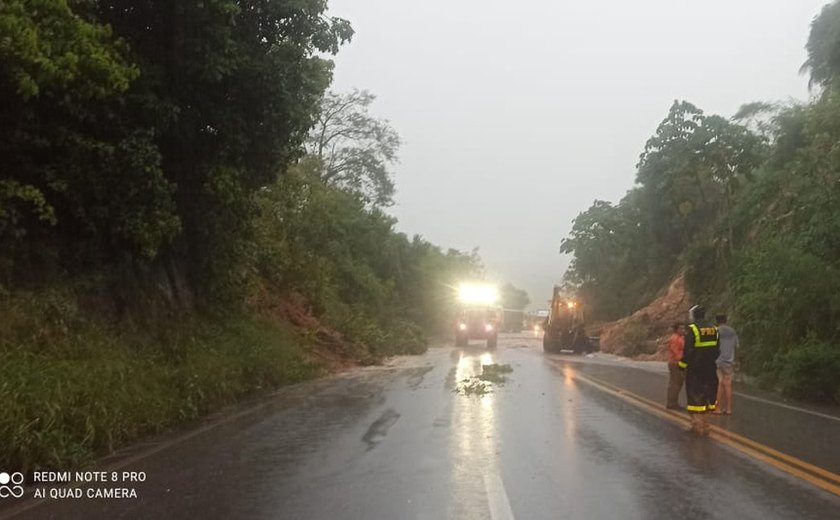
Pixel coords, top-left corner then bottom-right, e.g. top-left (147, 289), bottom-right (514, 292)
top-left (678, 304), bottom-right (720, 435)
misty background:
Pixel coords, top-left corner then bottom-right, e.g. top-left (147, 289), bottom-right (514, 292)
top-left (327, 0), bottom-right (827, 309)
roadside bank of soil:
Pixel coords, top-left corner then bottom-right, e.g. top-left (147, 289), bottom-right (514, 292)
top-left (596, 274), bottom-right (689, 360)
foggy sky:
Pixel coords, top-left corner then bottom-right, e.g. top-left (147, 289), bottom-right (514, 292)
top-left (327, 0), bottom-right (827, 309)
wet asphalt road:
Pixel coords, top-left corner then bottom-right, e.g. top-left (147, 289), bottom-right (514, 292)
top-left (7, 334), bottom-right (840, 520)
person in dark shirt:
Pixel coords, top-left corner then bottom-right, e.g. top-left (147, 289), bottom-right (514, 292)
top-left (678, 305), bottom-right (720, 435)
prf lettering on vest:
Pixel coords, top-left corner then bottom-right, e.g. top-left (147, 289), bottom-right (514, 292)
top-left (700, 327), bottom-right (716, 336)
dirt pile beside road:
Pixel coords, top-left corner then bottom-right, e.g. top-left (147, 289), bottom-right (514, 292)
top-left (251, 287), bottom-right (357, 371)
top-left (597, 274), bottom-right (690, 360)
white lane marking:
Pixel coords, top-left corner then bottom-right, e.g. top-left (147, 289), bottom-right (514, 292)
top-left (732, 392), bottom-right (840, 423)
top-left (574, 354), bottom-right (840, 423)
top-left (483, 473), bottom-right (515, 520)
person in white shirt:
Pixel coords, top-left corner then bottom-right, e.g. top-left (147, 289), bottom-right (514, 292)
top-left (713, 314), bottom-right (739, 415)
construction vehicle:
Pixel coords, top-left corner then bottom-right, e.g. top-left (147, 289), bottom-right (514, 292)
top-left (542, 286), bottom-right (594, 354)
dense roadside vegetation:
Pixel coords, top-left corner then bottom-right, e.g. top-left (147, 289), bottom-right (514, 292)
top-left (560, 2), bottom-right (840, 404)
top-left (0, 1), bottom-right (483, 470)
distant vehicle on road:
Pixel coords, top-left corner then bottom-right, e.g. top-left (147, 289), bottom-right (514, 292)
top-left (543, 286), bottom-right (595, 354)
top-left (527, 309), bottom-right (549, 332)
top-left (455, 305), bottom-right (501, 348)
top-left (454, 283), bottom-right (501, 348)
top-left (502, 309), bottom-right (524, 332)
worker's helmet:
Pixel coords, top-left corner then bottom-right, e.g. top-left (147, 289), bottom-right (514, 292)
top-left (688, 304), bottom-right (705, 322)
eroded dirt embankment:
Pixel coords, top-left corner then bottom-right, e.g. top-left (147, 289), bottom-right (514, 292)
top-left (595, 274), bottom-right (689, 361)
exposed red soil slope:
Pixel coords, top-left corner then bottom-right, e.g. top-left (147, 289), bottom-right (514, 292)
top-left (597, 273), bottom-right (690, 360)
top-left (250, 287), bottom-right (357, 371)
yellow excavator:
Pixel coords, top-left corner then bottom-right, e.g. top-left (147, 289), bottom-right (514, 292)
top-left (542, 286), bottom-right (594, 354)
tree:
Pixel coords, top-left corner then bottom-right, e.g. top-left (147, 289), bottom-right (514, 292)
top-left (733, 101), bottom-right (783, 139)
top-left (94, 1), bottom-right (354, 300)
top-left (694, 114), bottom-right (766, 254)
top-left (1, 1), bottom-right (355, 298)
top-left (636, 101), bottom-right (765, 257)
top-left (0, 0), bottom-right (180, 282)
top-left (254, 166), bottom-right (483, 349)
top-left (802, 0), bottom-right (840, 90)
top-left (560, 194), bottom-right (652, 320)
top-left (562, 101), bottom-right (764, 321)
top-left (557, 10), bottom-right (840, 402)
top-left (307, 89), bottom-right (400, 206)
top-left (0, 1), bottom-right (136, 100)
top-left (636, 101), bottom-right (711, 256)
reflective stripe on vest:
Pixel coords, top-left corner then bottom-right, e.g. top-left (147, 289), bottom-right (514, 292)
top-left (689, 323), bottom-right (718, 348)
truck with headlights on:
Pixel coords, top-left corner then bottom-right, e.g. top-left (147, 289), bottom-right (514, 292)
top-left (454, 283), bottom-right (501, 349)
top-left (455, 305), bottom-right (502, 348)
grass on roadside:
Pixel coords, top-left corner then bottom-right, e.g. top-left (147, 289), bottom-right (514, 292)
top-left (0, 294), bottom-right (321, 472)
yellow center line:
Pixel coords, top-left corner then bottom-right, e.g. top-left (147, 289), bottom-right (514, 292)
top-left (554, 362), bottom-right (840, 498)
top-left (590, 374), bottom-right (840, 486)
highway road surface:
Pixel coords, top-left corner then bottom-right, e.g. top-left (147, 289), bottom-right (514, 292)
top-left (3, 334), bottom-right (840, 519)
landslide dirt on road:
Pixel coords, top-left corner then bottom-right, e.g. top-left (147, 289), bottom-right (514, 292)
top-left (596, 274), bottom-right (689, 360)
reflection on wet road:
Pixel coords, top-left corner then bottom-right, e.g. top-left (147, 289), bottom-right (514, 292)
top-left (448, 351), bottom-right (511, 520)
top-left (7, 336), bottom-right (840, 519)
